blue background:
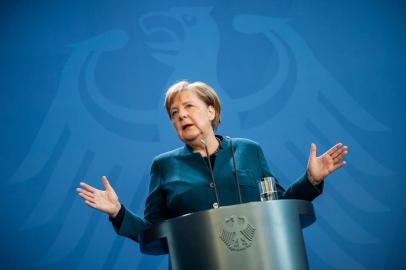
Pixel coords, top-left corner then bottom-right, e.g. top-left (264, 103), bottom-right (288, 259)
top-left (1, 0), bottom-right (406, 269)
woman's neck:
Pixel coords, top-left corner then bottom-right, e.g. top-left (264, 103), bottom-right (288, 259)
top-left (189, 133), bottom-right (219, 157)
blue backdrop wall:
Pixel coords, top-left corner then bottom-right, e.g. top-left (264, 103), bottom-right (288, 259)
top-left (1, 0), bottom-right (406, 269)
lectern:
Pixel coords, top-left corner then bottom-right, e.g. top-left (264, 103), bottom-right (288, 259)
top-left (140, 200), bottom-right (315, 270)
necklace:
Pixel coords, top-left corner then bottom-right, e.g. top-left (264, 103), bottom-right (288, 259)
top-left (212, 137), bottom-right (221, 155)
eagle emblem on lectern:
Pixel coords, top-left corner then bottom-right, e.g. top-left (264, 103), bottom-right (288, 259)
top-left (219, 215), bottom-right (256, 251)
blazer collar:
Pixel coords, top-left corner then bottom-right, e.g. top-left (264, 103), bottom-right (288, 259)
top-left (180, 135), bottom-right (230, 156)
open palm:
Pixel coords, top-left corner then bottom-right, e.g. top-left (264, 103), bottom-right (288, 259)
top-left (307, 143), bottom-right (348, 185)
top-left (76, 176), bottom-right (121, 217)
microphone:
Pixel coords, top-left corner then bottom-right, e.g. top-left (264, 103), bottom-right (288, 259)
top-left (227, 137), bottom-right (243, 204)
top-left (201, 139), bottom-right (220, 208)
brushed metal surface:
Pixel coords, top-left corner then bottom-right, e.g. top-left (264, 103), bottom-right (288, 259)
top-left (140, 200), bottom-right (315, 270)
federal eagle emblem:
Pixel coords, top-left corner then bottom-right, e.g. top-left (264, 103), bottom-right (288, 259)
top-left (219, 215), bottom-right (256, 251)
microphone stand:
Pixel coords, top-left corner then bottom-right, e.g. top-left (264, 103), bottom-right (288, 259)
top-left (201, 139), bottom-right (221, 208)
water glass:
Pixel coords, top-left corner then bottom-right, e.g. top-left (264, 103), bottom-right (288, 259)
top-left (258, 176), bottom-right (278, 201)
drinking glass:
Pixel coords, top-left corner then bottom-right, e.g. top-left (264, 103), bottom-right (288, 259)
top-left (258, 176), bottom-right (278, 201)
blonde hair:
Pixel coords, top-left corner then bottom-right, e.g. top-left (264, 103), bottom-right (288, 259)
top-left (165, 80), bottom-right (221, 130)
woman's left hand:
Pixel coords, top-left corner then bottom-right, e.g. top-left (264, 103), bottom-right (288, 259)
top-left (307, 143), bottom-right (348, 186)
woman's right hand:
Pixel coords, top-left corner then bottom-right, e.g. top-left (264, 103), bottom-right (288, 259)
top-left (76, 176), bottom-right (121, 218)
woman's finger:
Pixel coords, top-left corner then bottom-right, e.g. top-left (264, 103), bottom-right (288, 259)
top-left (332, 161), bottom-right (347, 172)
top-left (78, 192), bottom-right (96, 204)
top-left (331, 145), bottom-right (348, 159)
top-left (326, 143), bottom-right (343, 156)
top-left (76, 188), bottom-right (95, 198)
top-left (77, 191), bottom-right (95, 201)
top-left (84, 200), bottom-right (98, 209)
top-left (79, 182), bottom-right (98, 193)
top-left (333, 149), bottom-right (348, 163)
top-left (330, 147), bottom-right (344, 159)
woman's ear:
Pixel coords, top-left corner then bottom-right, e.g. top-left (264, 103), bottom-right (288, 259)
top-left (208, 105), bottom-right (215, 121)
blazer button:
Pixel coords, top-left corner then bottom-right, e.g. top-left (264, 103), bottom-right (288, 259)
top-left (213, 202), bottom-right (219, 208)
top-left (209, 182), bottom-right (215, 188)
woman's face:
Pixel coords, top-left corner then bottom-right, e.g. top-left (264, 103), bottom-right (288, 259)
top-left (169, 90), bottom-right (215, 146)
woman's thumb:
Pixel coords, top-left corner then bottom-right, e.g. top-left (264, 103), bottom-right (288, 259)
top-left (101, 176), bottom-right (112, 191)
top-left (309, 143), bottom-right (317, 159)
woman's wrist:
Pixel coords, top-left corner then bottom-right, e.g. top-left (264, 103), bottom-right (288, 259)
top-left (110, 202), bottom-right (122, 218)
top-left (307, 171), bottom-right (323, 186)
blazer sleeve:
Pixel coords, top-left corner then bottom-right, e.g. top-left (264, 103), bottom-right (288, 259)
top-left (110, 157), bottom-right (169, 243)
top-left (143, 157), bottom-right (170, 224)
top-left (110, 205), bottom-right (147, 243)
top-left (256, 144), bottom-right (323, 201)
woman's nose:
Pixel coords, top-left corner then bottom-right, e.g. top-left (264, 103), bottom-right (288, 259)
top-left (178, 108), bottom-right (187, 120)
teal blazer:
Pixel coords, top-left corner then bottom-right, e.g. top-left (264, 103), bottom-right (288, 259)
top-left (112, 136), bottom-right (322, 242)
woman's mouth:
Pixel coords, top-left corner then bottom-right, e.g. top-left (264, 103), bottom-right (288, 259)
top-left (182, 124), bottom-right (194, 130)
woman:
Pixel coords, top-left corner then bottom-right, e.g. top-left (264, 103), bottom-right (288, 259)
top-left (76, 80), bottom-right (348, 243)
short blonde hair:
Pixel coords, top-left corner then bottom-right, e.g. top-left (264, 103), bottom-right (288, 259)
top-left (165, 80), bottom-right (222, 130)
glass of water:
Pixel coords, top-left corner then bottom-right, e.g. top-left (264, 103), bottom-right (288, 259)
top-left (258, 176), bottom-right (278, 201)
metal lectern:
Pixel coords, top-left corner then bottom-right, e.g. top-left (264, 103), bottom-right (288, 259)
top-left (139, 200), bottom-right (315, 270)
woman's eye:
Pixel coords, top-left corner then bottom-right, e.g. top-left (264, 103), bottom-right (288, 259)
top-left (171, 111), bottom-right (178, 117)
